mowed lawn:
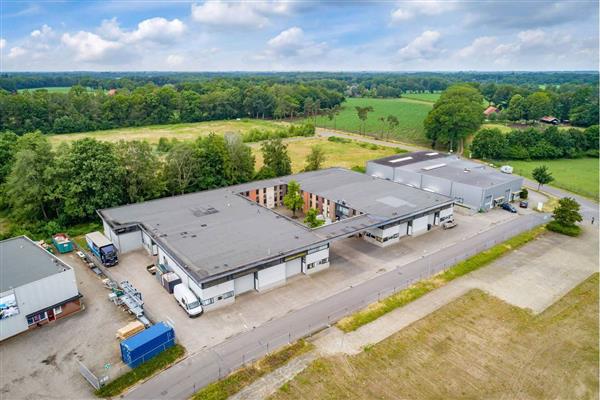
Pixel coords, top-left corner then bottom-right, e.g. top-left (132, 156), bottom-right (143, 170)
top-left (312, 98), bottom-right (433, 145)
top-left (506, 158), bottom-right (599, 201)
top-left (401, 92), bottom-right (440, 103)
top-left (272, 274), bottom-right (599, 400)
top-left (48, 119), bottom-right (288, 146)
top-left (252, 138), bottom-right (398, 173)
top-left (18, 86), bottom-right (88, 93)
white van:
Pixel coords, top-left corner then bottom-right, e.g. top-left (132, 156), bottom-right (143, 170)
top-left (173, 284), bottom-right (203, 317)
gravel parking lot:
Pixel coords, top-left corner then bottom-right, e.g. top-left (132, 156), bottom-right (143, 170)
top-left (0, 251), bottom-right (136, 400)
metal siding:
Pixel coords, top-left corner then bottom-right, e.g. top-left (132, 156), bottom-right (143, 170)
top-left (366, 162), bottom-right (394, 180)
top-left (285, 257), bottom-right (302, 278)
top-left (234, 273), bottom-right (255, 295)
top-left (256, 263), bottom-right (286, 291)
top-left (421, 175), bottom-right (452, 196)
top-left (115, 230), bottom-right (143, 253)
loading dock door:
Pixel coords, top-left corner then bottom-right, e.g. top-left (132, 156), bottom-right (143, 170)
top-left (285, 257), bottom-right (302, 278)
top-left (234, 273), bottom-right (255, 295)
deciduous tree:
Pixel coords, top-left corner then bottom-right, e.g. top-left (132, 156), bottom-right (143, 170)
top-left (532, 165), bottom-right (554, 190)
top-left (304, 145), bottom-right (326, 171)
top-left (284, 180), bottom-right (304, 218)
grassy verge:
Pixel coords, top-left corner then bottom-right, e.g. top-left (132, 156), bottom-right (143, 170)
top-left (192, 340), bottom-right (313, 400)
top-left (336, 225), bottom-right (546, 332)
top-left (95, 344), bottom-right (185, 398)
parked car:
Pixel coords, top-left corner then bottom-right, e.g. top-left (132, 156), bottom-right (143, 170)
top-left (519, 200), bottom-right (529, 208)
top-left (173, 284), bottom-right (203, 317)
top-left (442, 219), bottom-right (458, 230)
top-left (501, 203), bottom-right (518, 213)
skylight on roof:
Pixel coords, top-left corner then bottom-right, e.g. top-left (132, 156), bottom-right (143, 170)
top-left (389, 156), bottom-right (413, 163)
top-left (426, 152), bottom-right (439, 156)
top-left (422, 163), bottom-right (446, 171)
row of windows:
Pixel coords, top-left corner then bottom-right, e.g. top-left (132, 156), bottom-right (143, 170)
top-left (201, 290), bottom-right (234, 306)
top-left (26, 306), bottom-right (62, 325)
top-left (307, 257), bottom-right (329, 270)
top-left (364, 231), bottom-right (400, 243)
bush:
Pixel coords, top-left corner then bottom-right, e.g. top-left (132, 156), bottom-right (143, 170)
top-left (351, 165), bottom-right (366, 173)
top-left (547, 220), bottom-right (581, 236)
top-left (520, 187), bottom-right (528, 200)
top-left (327, 136), bottom-right (352, 144)
top-left (242, 123), bottom-right (314, 143)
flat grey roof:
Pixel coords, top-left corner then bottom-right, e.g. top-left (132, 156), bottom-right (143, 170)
top-left (100, 168), bottom-right (452, 283)
top-left (0, 236), bottom-right (70, 292)
top-left (371, 152), bottom-right (522, 188)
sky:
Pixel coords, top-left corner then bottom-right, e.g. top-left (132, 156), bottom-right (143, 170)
top-left (0, 0), bottom-right (598, 72)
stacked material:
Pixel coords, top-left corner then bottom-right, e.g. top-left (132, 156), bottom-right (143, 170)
top-left (116, 321), bottom-right (145, 340)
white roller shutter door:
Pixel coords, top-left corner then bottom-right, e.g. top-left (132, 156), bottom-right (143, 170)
top-left (234, 273), bottom-right (255, 295)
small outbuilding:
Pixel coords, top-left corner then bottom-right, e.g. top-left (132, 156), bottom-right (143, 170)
top-left (483, 106), bottom-right (500, 117)
top-left (540, 116), bottom-right (559, 125)
top-left (367, 151), bottom-right (524, 212)
top-left (0, 236), bottom-right (82, 341)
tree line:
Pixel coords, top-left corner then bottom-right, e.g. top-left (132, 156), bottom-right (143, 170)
top-left (481, 82), bottom-right (598, 126)
top-left (0, 81), bottom-right (344, 135)
top-left (471, 125), bottom-right (599, 160)
top-left (0, 129), bottom-right (319, 239)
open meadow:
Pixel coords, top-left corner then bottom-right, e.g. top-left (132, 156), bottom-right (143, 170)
top-left (311, 98), bottom-right (433, 145)
top-left (47, 119), bottom-right (288, 146)
top-left (272, 274), bottom-right (599, 400)
top-left (252, 137), bottom-right (399, 173)
top-left (505, 158), bottom-right (599, 201)
top-left (401, 92), bottom-right (440, 103)
top-left (17, 86), bottom-right (92, 93)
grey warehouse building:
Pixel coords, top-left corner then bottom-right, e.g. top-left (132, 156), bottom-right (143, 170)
top-left (367, 151), bottom-right (524, 212)
top-left (98, 168), bottom-right (453, 311)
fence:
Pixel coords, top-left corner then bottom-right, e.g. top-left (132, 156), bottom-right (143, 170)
top-left (181, 217), bottom-right (546, 397)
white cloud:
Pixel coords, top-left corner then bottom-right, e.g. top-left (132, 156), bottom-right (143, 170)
top-left (166, 54), bottom-right (184, 66)
top-left (98, 17), bottom-right (185, 44)
top-left (391, 1), bottom-right (457, 23)
top-left (8, 47), bottom-right (26, 58)
top-left (30, 24), bottom-right (53, 38)
top-left (191, 0), bottom-right (293, 28)
top-left (265, 27), bottom-right (327, 59)
top-left (398, 30), bottom-right (442, 61)
top-left (61, 31), bottom-right (122, 62)
top-left (457, 36), bottom-right (497, 58)
top-left (0, 38), bottom-right (6, 50)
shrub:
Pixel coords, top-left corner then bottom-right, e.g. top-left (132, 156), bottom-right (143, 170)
top-left (547, 220), bottom-right (581, 236)
top-left (327, 136), bottom-right (352, 144)
top-left (520, 187), bottom-right (528, 200)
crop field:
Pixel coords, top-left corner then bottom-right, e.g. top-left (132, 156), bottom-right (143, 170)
top-left (312, 98), bottom-right (433, 145)
top-left (251, 137), bottom-right (399, 173)
top-left (272, 274), bottom-right (599, 400)
top-left (401, 92), bottom-right (440, 103)
top-left (506, 158), bottom-right (599, 201)
top-left (47, 119), bottom-right (288, 146)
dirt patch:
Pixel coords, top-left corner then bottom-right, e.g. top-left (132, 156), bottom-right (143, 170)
top-left (40, 354), bottom-right (57, 367)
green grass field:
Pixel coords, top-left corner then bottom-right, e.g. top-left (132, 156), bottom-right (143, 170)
top-left (48, 119), bottom-right (288, 146)
top-left (17, 86), bottom-right (92, 93)
top-left (312, 98), bottom-right (433, 145)
top-left (401, 93), bottom-right (440, 103)
top-left (506, 158), bottom-right (598, 201)
top-left (252, 137), bottom-right (399, 173)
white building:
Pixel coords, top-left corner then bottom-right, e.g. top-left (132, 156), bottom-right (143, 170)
top-left (0, 236), bottom-right (82, 341)
top-left (98, 168), bottom-right (453, 311)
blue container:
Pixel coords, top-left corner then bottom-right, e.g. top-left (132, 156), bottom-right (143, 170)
top-left (120, 322), bottom-right (175, 368)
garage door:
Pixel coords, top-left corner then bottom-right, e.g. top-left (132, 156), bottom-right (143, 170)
top-left (285, 257), bottom-right (302, 278)
top-left (234, 273), bottom-right (254, 295)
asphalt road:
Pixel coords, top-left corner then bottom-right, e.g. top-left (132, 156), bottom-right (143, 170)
top-left (522, 178), bottom-right (598, 220)
top-left (125, 212), bottom-right (549, 400)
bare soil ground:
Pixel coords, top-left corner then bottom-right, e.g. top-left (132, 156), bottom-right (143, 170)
top-left (271, 274), bottom-right (599, 400)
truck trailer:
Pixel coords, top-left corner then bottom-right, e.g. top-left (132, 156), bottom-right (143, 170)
top-left (85, 231), bottom-right (118, 267)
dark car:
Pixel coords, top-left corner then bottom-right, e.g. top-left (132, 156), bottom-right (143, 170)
top-left (519, 200), bottom-right (529, 208)
top-left (501, 203), bottom-right (518, 213)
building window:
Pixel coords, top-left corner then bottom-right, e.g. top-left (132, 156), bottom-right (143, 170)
top-left (307, 262), bottom-right (316, 270)
top-left (27, 312), bottom-right (47, 325)
top-left (221, 291), bottom-right (234, 300)
top-left (201, 297), bottom-right (214, 306)
top-left (54, 306), bottom-right (62, 315)
top-left (318, 257), bottom-right (328, 265)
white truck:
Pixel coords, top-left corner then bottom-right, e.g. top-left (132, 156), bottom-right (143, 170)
top-left (173, 284), bottom-right (203, 317)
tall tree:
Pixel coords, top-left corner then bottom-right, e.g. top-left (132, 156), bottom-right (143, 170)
top-left (424, 84), bottom-right (484, 152)
top-left (260, 139), bottom-right (292, 177)
top-left (4, 132), bottom-right (56, 221)
top-left (0, 131), bottom-right (18, 185)
top-left (164, 142), bottom-right (199, 195)
top-left (304, 145), bottom-right (326, 171)
top-left (225, 133), bottom-right (255, 184)
top-left (55, 138), bottom-right (125, 222)
top-left (355, 106), bottom-right (374, 135)
top-left (525, 92), bottom-right (553, 121)
top-left (195, 133), bottom-right (232, 190)
top-left (506, 94), bottom-right (527, 121)
top-left (470, 128), bottom-right (508, 159)
top-left (283, 180), bottom-right (304, 218)
top-left (116, 140), bottom-right (165, 203)
top-left (552, 197), bottom-right (583, 227)
top-left (532, 165), bottom-right (554, 190)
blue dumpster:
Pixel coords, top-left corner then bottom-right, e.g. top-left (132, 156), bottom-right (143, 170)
top-left (120, 322), bottom-right (175, 368)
